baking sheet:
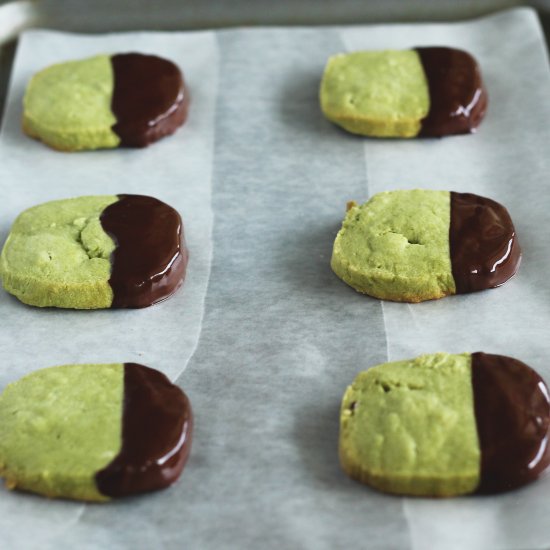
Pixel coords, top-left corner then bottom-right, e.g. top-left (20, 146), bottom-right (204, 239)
top-left (0, 8), bottom-right (549, 549)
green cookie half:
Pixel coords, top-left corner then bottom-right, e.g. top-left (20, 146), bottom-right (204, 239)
top-left (320, 50), bottom-right (430, 137)
top-left (340, 353), bottom-right (478, 497)
top-left (0, 364), bottom-right (123, 501)
top-left (331, 190), bottom-right (455, 302)
top-left (23, 55), bottom-right (120, 151)
top-left (0, 196), bottom-right (118, 309)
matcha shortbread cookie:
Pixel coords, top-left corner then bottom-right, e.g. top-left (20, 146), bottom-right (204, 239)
top-left (0, 194), bottom-right (188, 308)
top-left (0, 363), bottom-right (193, 501)
top-left (320, 47), bottom-right (487, 137)
top-left (340, 352), bottom-right (550, 496)
top-left (23, 53), bottom-right (189, 151)
top-left (331, 189), bottom-right (521, 302)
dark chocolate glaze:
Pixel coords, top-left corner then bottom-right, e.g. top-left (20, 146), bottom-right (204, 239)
top-left (100, 194), bottom-right (188, 308)
top-left (471, 353), bottom-right (550, 493)
top-left (415, 47), bottom-right (487, 137)
top-left (95, 363), bottom-right (193, 497)
top-left (449, 192), bottom-right (521, 294)
top-left (110, 53), bottom-right (189, 147)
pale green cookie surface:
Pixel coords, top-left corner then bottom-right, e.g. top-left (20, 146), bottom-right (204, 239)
top-left (0, 364), bottom-right (124, 501)
top-left (0, 195), bottom-right (118, 308)
top-left (331, 190), bottom-right (455, 302)
top-left (23, 55), bottom-right (120, 151)
top-left (340, 353), bottom-right (480, 496)
top-left (320, 50), bottom-right (430, 137)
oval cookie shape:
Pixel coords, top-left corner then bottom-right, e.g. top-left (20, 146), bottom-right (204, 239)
top-left (320, 47), bottom-right (486, 138)
top-left (330, 189), bottom-right (520, 302)
top-left (23, 53), bottom-right (189, 151)
top-left (0, 363), bottom-right (192, 501)
top-left (339, 352), bottom-right (550, 497)
top-left (0, 194), bottom-right (188, 309)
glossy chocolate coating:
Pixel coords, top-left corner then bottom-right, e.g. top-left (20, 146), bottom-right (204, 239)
top-left (95, 363), bottom-right (193, 497)
top-left (449, 192), bottom-right (521, 294)
top-left (415, 47), bottom-right (487, 137)
top-left (111, 53), bottom-right (189, 147)
top-left (471, 353), bottom-right (550, 493)
top-left (100, 194), bottom-right (188, 308)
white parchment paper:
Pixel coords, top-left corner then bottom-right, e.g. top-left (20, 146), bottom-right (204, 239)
top-left (0, 29), bottom-right (218, 384)
top-left (343, 9), bottom-right (550, 550)
top-left (0, 29), bottom-right (218, 549)
top-left (0, 8), bottom-right (549, 550)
